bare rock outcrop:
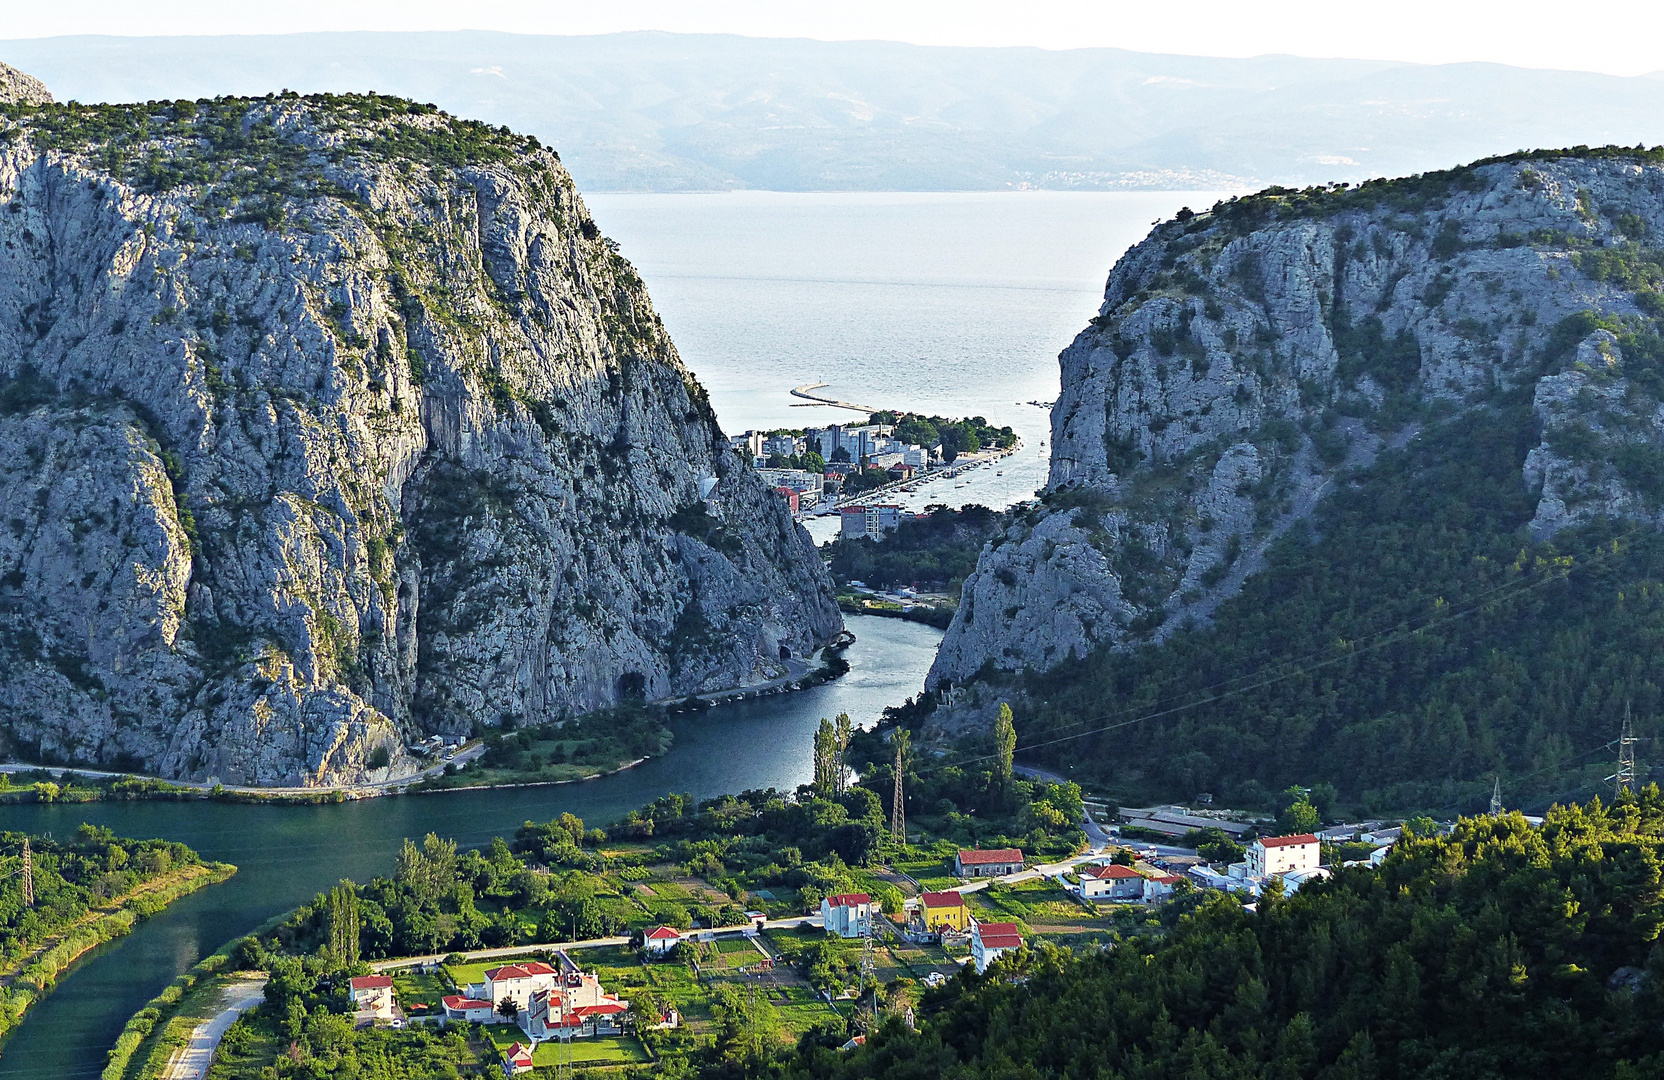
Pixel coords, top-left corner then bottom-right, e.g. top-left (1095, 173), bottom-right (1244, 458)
top-left (932, 152), bottom-right (1664, 689)
top-left (0, 61), bottom-right (51, 106)
top-left (0, 94), bottom-right (840, 785)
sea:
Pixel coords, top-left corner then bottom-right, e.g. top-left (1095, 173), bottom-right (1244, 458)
top-left (586, 190), bottom-right (1238, 540)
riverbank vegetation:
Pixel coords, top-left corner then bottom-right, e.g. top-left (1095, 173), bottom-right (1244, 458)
top-left (177, 729), bottom-right (1092, 1076)
top-left (410, 706), bottom-right (672, 792)
top-left (0, 769), bottom-right (196, 803)
top-left (825, 504), bottom-right (1004, 600)
top-left (0, 827), bottom-right (233, 1045)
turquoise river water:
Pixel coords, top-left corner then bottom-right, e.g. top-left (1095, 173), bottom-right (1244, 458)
top-left (0, 616), bottom-right (941, 1078)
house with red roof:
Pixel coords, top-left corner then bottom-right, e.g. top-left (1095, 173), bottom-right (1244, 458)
top-left (349, 974), bottom-right (395, 1023)
top-left (914, 890), bottom-right (969, 935)
top-left (1247, 833), bottom-right (1321, 878)
top-left (971, 920), bottom-right (1024, 973)
top-left (644, 925), bottom-right (682, 957)
top-left (441, 994), bottom-right (497, 1023)
top-left (482, 961), bottom-right (559, 1013)
top-left (820, 892), bottom-right (874, 938)
top-left (502, 1042), bottom-right (536, 1076)
top-left (1079, 863), bottom-right (1146, 901)
top-left (955, 847), bottom-right (1024, 878)
top-left (1142, 873), bottom-right (1185, 903)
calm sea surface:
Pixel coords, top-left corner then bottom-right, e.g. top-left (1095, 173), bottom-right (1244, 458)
top-left (0, 191), bottom-right (1232, 1074)
top-left (586, 190), bottom-right (1236, 529)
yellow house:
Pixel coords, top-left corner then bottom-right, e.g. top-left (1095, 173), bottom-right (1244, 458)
top-left (919, 890), bottom-right (969, 932)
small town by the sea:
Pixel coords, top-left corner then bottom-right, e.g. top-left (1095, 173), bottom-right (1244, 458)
top-left (11, 10), bottom-right (1664, 1080)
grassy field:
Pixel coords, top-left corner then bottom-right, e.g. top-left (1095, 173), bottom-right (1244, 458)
top-left (483, 1026), bottom-right (650, 1065)
top-left (443, 954), bottom-right (557, 988)
top-left (391, 968), bottom-right (450, 1014)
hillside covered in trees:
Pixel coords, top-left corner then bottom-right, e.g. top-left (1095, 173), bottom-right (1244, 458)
top-left (929, 150), bottom-right (1664, 815)
top-left (797, 790), bottom-right (1664, 1080)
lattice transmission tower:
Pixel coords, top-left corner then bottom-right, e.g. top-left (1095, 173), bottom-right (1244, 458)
top-left (1608, 700), bottom-right (1640, 797)
top-left (890, 738), bottom-right (906, 845)
top-left (20, 838), bottom-right (32, 907)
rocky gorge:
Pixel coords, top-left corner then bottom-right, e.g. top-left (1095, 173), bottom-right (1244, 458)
top-left (0, 70), bottom-right (841, 786)
top-left (931, 150), bottom-right (1664, 719)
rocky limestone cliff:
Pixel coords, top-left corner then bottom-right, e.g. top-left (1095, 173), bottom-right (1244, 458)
top-left (0, 62), bottom-right (51, 107)
top-left (932, 151), bottom-right (1664, 688)
top-left (0, 89), bottom-right (840, 785)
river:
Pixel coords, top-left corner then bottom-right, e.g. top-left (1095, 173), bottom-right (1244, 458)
top-left (0, 615), bottom-right (940, 1077)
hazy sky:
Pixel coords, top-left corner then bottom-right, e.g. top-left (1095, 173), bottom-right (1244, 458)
top-left (7, 0), bottom-right (1664, 78)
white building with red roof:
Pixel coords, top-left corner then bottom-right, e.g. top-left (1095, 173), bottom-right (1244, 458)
top-left (502, 1042), bottom-right (536, 1075)
top-left (644, 925), bottom-right (682, 956)
top-left (971, 921), bottom-right (1023, 973)
top-left (522, 972), bottom-right (631, 1039)
top-left (481, 961), bottom-right (559, 1013)
top-left (1222, 833), bottom-right (1331, 896)
top-left (1142, 873), bottom-right (1185, 903)
top-left (955, 848), bottom-right (1024, 877)
top-left (1247, 834), bottom-right (1321, 878)
top-left (820, 892), bottom-right (874, 938)
top-left (441, 994), bottom-right (497, 1023)
top-left (349, 975), bottom-right (395, 1021)
top-left (1079, 863), bottom-right (1146, 901)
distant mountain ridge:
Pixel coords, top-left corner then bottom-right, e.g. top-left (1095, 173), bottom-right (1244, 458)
top-left (3, 31), bottom-right (1664, 192)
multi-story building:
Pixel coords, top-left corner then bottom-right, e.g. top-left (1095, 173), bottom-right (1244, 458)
top-left (728, 430), bottom-right (767, 459)
top-left (971, 921), bottom-right (1024, 973)
top-left (754, 468), bottom-right (824, 498)
top-left (840, 504), bottom-right (905, 541)
top-left (820, 892), bottom-right (875, 938)
top-left (1246, 834), bottom-right (1321, 878)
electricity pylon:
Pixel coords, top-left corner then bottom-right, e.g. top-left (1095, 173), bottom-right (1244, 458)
top-left (890, 734), bottom-right (907, 845)
top-left (20, 838), bottom-right (32, 907)
top-left (1608, 701), bottom-right (1639, 796)
top-left (1489, 776), bottom-right (1503, 816)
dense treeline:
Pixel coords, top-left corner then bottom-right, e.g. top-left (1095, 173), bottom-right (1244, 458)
top-left (792, 791), bottom-right (1664, 1080)
top-left (825, 504), bottom-right (1004, 595)
top-left (1012, 404), bottom-right (1664, 813)
top-left (0, 825), bottom-right (201, 964)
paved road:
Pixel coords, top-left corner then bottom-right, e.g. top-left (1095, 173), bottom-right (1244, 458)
top-left (1014, 764), bottom-right (1114, 849)
top-left (163, 979), bottom-right (266, 1080)
top-left (0, 741), bottom-right (485, 797)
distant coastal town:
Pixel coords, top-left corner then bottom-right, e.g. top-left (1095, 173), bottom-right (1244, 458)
top-left (730, 409), bottom-right (1019, 540)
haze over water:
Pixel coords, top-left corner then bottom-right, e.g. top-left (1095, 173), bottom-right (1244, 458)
top-left (588, 190), bottom-right (1238, 517)
top-left (0, 190), bottom-right (1233, 1075)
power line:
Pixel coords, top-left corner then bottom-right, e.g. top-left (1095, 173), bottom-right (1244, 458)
top-left (914, 525), bottom-right (1644, 783)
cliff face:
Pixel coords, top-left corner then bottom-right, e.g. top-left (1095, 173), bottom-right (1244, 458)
top-left (932, 152), bottom-right (1664, 688)
top-left (0, 90), bottom-right (840, 785)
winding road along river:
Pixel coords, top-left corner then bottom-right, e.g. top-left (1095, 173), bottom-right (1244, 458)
top-left (0, 615), bottom-right (942, 1079)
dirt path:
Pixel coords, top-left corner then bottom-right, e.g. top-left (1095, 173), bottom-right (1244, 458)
top-left (162, 978), bottom-right (267, 1080)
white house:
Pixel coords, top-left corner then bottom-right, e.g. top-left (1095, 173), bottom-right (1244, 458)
top-left (441, 994), bottom-right (497, 1023)
top-left (1246, 834), bottom-right (1321, 879)
top-left (821, 893), bottom-right (875, 938)
top-left (502, 1042), bottom-right (536, 1076)
top-left (1079, 863), bottom-right (1145, 901)
top-left (349, 975), bottom-right (395, 1021)
top-left (971, 921), bottom-right (1023, 974)
top-left (1142, 874), bottom-right (1184, 903)
top-left (644, 925), bottom-right (682, 956)
top-left (481, 961), bottom-right (560, 1013)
